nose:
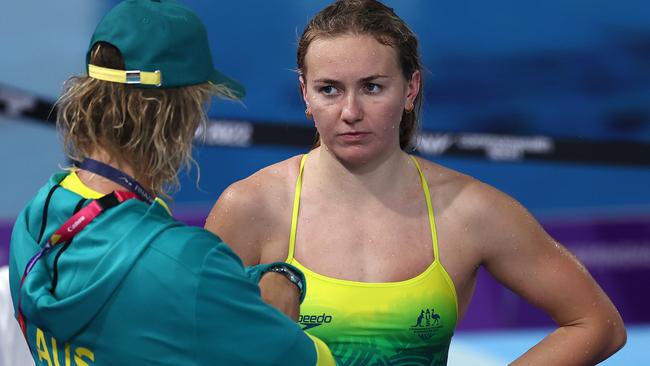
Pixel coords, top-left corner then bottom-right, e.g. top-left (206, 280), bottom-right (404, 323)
top-left (340, 93), bottom-right (363, 124)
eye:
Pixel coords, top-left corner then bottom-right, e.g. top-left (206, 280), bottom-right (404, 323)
top-left (364, 83), bottom-right (382, 94)
top-left (319, 85), bottom-right (338, 96)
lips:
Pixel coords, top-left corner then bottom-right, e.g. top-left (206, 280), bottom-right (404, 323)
top-left (337, 131), bottom-right (370, 142)
top-left (338, 131), bottom-right (369, 136)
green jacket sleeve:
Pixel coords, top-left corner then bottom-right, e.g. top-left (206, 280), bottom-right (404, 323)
top-left (194, 243), bottom-right (336, 366)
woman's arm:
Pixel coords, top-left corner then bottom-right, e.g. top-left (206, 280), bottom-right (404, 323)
top-left (466, 181), bottom-right (626, 365)
top-left (205, 180), bottom-right (265, 266)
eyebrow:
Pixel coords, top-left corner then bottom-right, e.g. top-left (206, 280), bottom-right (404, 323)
top-left (312, 74), bottom-right (390, 84)
top-left (361, 74), bottom-right (390, 83)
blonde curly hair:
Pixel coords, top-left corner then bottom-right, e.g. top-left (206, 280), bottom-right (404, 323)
top-left (56, 42), bottom-right (237, 198)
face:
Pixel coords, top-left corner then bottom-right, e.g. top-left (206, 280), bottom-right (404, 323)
top-left (300, 34), bottom-right (420, 165)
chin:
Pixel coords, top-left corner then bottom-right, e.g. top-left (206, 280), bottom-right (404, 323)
top-left (328, 145), bottom-right (386, 167)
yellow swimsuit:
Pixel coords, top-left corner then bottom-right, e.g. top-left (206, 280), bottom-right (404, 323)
top-left (287, 155), bottom-right (459, 366)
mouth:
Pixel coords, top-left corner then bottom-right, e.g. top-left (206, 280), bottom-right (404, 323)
top-left (337, 131), bottom-right (370, 142)
top-left (338, 131), bottom-right (369, 137)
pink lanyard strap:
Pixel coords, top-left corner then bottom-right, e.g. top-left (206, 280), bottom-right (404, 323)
top-left (17, 190), bottom-right (138, 339)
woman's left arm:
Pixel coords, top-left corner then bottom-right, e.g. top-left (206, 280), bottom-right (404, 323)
top-left (468, 182), bottom-right (626, 365)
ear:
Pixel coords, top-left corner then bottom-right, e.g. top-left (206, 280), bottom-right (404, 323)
top-left (299, 75), bottom-right (308, 105)
top-left (405, 70), bottom-right (421, 106)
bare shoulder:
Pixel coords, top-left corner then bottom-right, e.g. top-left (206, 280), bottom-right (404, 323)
top-left (417, 156), bottom-right (568, 269)
top-left (413, 156), bottom-right (533, 250)
top-left (204, 155), bottom-right (303, 264)
top-left (216, 156), bottom-right (300, 211)
top-left (413, 156), bottom-right (494, 216)
top-left (413, 156), bottom-right (475, 193)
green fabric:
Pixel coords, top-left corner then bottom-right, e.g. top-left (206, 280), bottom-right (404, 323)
top-left (9, 173), bottom-right (320, 365)
top-left (88, 0), bottom-right (244, 95)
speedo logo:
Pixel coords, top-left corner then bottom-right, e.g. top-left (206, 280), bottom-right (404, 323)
top-left (298, 313), bottom-right (333, 331)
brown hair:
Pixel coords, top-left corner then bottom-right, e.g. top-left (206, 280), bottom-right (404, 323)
top-left (56, 42), bottom-right (235, 197)
top-left (297, 0), bottom-right (423, 150)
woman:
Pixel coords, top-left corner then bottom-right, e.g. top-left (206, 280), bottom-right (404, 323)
top-left (205, 0), bottom-right (626, 365)
top-left (8, 1), bottom-right (335, 365)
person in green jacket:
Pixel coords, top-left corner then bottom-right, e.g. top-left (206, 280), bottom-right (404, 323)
top-left (8, 1), bottom-right (335, 365)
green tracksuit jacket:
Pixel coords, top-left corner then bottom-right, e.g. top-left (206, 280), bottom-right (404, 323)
top-left (9, 173), bottom-right (334, 366)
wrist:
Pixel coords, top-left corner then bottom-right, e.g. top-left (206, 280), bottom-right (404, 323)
top-left (263, 263), bottom-right (306, 303)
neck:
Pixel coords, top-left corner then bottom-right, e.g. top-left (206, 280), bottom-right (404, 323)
top-left (76, 150), bottom-right (151, 196)
top-left (311, 146), bottom-right (415, 199)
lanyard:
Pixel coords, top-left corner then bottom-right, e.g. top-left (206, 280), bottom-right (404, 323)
top-left (79, 158), bottom-right (154, 203)
top-left (17, 190), bottom-right (139, 339)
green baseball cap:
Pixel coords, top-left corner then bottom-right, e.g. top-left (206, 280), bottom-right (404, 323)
top-left (87, 0), bottom-right (244, 97)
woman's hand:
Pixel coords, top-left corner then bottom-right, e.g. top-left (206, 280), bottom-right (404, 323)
top-left (259, 272), bottom-right (301, 321)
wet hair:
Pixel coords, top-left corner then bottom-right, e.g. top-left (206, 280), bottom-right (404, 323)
top-left (56, 42), bottom-right (235, 197)
top-left (297, 0), bottom-right (423, 150)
